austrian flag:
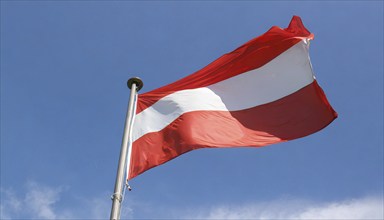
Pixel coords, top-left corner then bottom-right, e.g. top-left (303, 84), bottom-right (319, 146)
top-left (128, 16), bottom-right (337, 180)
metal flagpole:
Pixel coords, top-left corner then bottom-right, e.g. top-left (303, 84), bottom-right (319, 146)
top-left (110, 77), bottom-right (143, 220)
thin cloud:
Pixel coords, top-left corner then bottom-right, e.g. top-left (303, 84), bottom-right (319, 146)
top-left (0, 181), bottom-right (116, 219)
top-left (185, 196), bottom-right (384, 220)
top-left (1, 181), bottom-right (382, 219)
top-left (296, 197), bottom-right (383, 219)
top-left (23, 181), bottom-right (63, 219)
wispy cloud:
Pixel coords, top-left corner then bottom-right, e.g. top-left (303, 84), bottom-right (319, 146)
top-left (183, 196), bottom-right (384, 220)
top-left (23, 181), bottom-right (63, 219)
top-left (1, 181), bottom-right (383, 219)
top-left (0, 181), bottom-right (119, 219)
top-left (296, 197), bottom-right (383, 219)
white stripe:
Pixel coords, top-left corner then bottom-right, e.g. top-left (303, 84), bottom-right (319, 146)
top-left (133, 40), bottom-right (314, 142)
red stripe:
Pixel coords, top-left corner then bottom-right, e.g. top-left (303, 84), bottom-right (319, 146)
top-left (137, 16), bottom-right (313, 114)
top-left (129, 81), bottom-right (337, 179)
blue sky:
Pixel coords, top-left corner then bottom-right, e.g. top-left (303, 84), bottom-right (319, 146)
top-left (1, 1), bottom-right (383, 219)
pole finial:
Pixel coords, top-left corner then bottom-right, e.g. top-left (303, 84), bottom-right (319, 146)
top-left (127, 77), bottom-right (143, 91)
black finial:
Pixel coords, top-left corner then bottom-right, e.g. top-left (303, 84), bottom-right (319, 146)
top-left (127, 77), bottom-right (144, 91)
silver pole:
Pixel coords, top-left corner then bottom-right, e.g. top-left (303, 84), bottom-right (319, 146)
top-left (110, 77), bottom-right (143, 220)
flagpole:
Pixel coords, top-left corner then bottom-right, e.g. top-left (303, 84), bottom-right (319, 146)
top-left (110, 77), bottom-right (143, 220)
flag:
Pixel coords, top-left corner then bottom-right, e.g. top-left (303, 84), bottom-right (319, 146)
top-left (128, 16), bottom-right (337, 180)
